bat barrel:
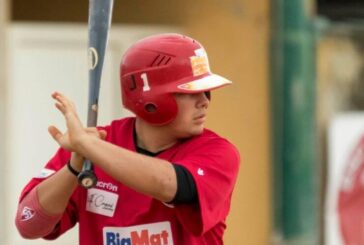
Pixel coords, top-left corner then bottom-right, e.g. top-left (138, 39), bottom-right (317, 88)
top-left (87, 0), bottom-right (114, 127)
top-left (78, 0), bottom-right (114, 189)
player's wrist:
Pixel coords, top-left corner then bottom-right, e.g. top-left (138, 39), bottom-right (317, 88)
top-left (67, 161), bottom-right (81, 177)
top-left (70, 153), bottom-right (84, 172)
top-left (73, 133), bottom-right (93, 154)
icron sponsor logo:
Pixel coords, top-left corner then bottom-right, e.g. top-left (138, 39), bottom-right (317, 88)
top-left (96, 181), bottom-right (118, 192)
top-left (106, 229), bottom-right (169, 245)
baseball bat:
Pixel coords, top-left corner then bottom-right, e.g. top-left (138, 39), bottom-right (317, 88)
top-left (78, 0), bottom-right (114, 189)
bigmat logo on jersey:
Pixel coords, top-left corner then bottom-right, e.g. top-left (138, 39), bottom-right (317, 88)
top-left (103, 221), bottom-right (173, 245)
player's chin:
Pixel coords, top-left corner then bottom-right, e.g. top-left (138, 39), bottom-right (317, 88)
top-left (189, 125), bottom-right (204, 136)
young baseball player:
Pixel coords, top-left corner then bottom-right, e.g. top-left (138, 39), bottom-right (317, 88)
top-left (15, 33), bottom-right (240, 245)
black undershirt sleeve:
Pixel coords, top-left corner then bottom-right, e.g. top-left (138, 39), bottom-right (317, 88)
top-left (134, 130), bottom-right (198, 205)
top-left (170, 164), bottom-right (198, 204)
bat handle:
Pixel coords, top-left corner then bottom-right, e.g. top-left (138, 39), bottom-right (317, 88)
top-left (78, 159), bottom-right (98, 188)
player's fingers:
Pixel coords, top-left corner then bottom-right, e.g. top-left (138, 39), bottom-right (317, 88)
top-left (48, 126), bottom-right (63, 143)
top-left (52, 92), bottom-right (67, 109)
top-left (55, 102), bottom-right (66, 114)
top-left (52, 92), bottom-right (66, 106)
top-left (52, 95), bottom-right (79, 121)
top-left (85, 127), bottom-right (107, 139)
top-left (52, 92), bottom-right (73, 110)
top-left (52, 91), bottom-right (66, 100)
top-left (51, 91), bottom-right (59, 99)
top-left (85, 127), bottom-right (98, 136)
top-left (99, 130), bottom-right (107, 140)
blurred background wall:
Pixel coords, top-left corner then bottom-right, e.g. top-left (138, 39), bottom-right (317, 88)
top-left (1, 0), bottom-right (271, 244)
top-left (0, 0), bottom-right (9, 241)
top-left (183, 2), bottom-right (271, 245)
top-left (317, 24), bottom-right (364, 245)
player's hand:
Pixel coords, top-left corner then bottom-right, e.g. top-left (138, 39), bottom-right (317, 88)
top-left (48, 92), bottom-right (106, 152)
top-left (49, 126), bottom-right (106, 152)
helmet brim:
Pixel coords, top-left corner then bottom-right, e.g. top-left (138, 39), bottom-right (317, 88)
top-left (173, 74), bottom-right (232, 93)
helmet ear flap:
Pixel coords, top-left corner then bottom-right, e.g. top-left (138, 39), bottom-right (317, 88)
top-left (121, 72), bottom-right (179, 125)
top-left (138, 93), bottom-right (178, 125)
top-left (144, 103), bottom-right (157, 113)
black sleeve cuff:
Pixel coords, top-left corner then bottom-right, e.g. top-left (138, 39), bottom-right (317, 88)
top-left (170, 164), bottom-right (198, 204)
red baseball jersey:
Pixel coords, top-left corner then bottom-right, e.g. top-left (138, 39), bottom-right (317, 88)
top-left (19, 117), bottom-right (240, 245)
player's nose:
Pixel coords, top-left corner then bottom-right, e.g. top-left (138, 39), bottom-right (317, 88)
top-left (196, 92), bottom-right (209, 109)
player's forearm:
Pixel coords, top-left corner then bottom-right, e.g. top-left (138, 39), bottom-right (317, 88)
top-left (36, 155), bottom-right (82, 215)
top-left (76, 137), bottom-right (177, 202)
top-left (36, 167), bottom-right (78, 215)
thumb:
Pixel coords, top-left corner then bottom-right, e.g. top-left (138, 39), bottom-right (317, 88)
top-left (99, 130), bottom-right (107, 140)
top-left (48, 126), bottom-right (63, 143)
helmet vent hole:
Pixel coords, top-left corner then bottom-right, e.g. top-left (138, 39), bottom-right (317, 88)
top-left (145, 103), bottom-right (157, 113)
top-left (157, 56), bottom-right (166, 65)
top-left (150, 55), bottom-right (172, 67)
top-left (151, 54), bottom-right (161, 66)
top-left (164, 57), bottom-right (171, 65)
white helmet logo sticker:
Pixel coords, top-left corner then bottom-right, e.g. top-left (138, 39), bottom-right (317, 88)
top-left (191, 48), bottom-right (210, 76)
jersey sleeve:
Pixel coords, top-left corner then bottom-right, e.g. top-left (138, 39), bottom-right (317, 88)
top-left (18, 147), bottom-right (79, 240)
top-left (173, 138), bottom-right (240, 236)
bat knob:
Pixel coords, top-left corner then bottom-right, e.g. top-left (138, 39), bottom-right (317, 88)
top-left (78, 170), bottom-right (98, 189)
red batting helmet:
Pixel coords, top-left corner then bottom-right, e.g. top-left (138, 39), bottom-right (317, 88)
top-left (120, 33), bottom-right (232, 125)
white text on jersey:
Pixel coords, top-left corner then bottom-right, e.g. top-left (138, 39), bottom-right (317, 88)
top-left (97, 181), bottom-right (118, 192)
